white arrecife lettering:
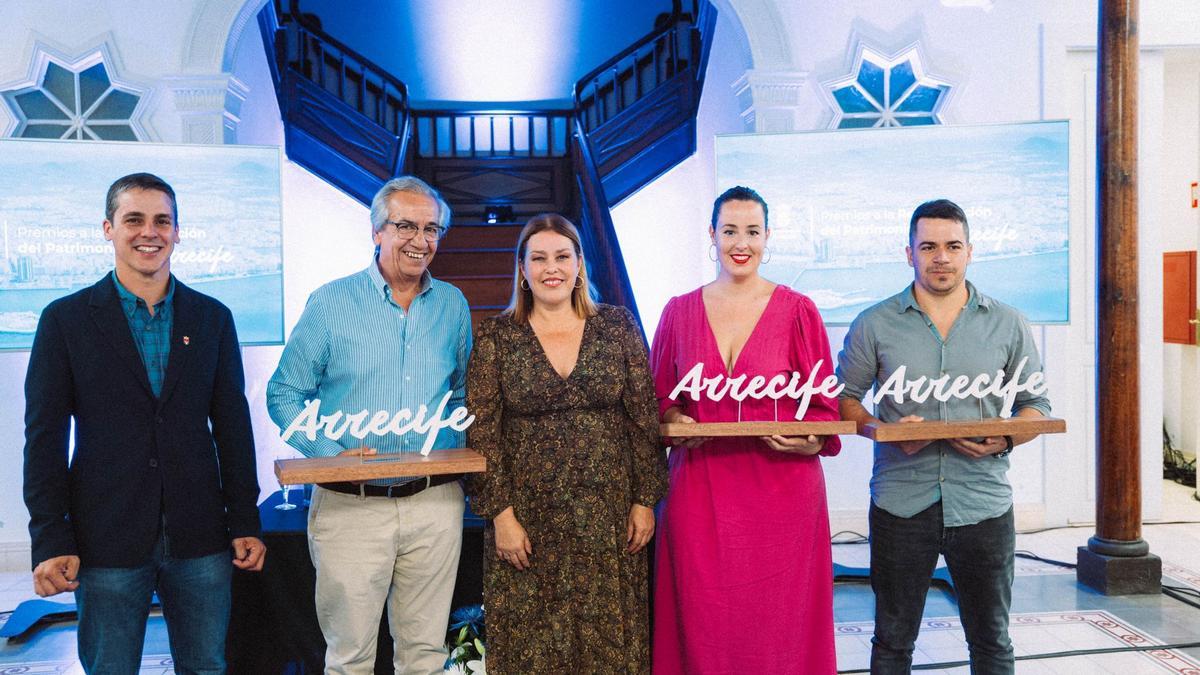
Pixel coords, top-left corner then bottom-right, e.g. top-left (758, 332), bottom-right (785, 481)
top-left (666, 356), bottom-right (1047, 419)
top-left (871, 356), bottom-right (1046, 411)
top-left (667, 360), bottom-right (844, 421)
top-left (280, 390), bottom-right (475, 456)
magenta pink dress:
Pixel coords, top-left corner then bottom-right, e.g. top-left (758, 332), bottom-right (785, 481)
top-left (650, 286), bottom-right (841, 675)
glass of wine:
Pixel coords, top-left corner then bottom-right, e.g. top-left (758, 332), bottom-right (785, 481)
top-left (275, 482), bottom-right (298, 511)
top-left (273, 441), bottom-right (302, 511)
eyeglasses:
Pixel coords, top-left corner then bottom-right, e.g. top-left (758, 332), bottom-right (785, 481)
top-left (385, 221), bottom-right (444, 243)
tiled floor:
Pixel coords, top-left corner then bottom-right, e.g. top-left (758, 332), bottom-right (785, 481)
top-left (830, 481), bottom-right (1200, 673)
top-left (2, 482), bottom-right (1198, 673)
top-left (835, 611), bottom-right (1200, 674)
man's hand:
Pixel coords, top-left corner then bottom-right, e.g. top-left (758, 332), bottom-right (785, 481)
top-left (626, 504), bottom-right (655, 554)
top-left (232, 537), bottom-right (266, 571)
top-left (493, 507), bottom-right (532, 571)
top-left (894, 415), bottom-right (933, 455)
top-left (761, 434), bottom-right (824, 455)
top-left (33, 555), bottom-right (80, 597)
top-left (947, 436), bottom-right (1007, 459)
top-left (663, 408), bottom-right (710, 448)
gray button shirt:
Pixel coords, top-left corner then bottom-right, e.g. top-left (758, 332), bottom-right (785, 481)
top-left (836, 281), bottom-right (1051, 526)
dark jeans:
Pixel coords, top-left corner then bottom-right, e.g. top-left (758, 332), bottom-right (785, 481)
top-left (76, 533), bottom-right (232, 674)
top-left (869, 501), bottom-right (1015, 675)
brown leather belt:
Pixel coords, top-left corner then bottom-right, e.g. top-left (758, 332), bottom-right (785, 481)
top-left (319, 474), bottom-right (459, 498)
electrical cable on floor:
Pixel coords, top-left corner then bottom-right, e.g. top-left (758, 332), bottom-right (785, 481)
top-left (833, 549), bottom-right (1200, 673)
top-left (836, 639), bottom-right (1200, 673)
top-left (827, 520), bottom-right (1200, 539)
top-left (1162, 427), bottom-right (1197, 488)
top-left (1015, 519), bottom-right (1200, 535)
top-left (830, 530), bottom-right (868, 545)
top-left (1013, 550), bottom-right (1074, 568)
top-left (1164, 584), bottom-right (1200, 598)
top-left (1163, 585), bottom-right (1200, 611)
top-left (1013, 551), bottom-right (1200, 612)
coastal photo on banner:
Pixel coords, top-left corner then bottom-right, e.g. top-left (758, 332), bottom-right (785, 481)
top-left (715, 120), bottom-right (1070, 324)
top-left (0, 138), bottom-right (284, 349)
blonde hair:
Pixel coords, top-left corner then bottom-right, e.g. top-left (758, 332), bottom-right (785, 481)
top-left (505, 213), bottom-right (598, 322)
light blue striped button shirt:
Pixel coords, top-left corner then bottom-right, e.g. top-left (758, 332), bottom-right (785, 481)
top-left (266, 260), bottom-right (472, 475)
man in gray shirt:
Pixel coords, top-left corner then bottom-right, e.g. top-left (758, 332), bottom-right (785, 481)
top-left (837, 199), bottom-right (1050, 675)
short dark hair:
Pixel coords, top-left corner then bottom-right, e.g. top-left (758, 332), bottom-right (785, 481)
top-left (106, 173), bottom-right (178, 224)
top-left (909, 198), bottom-right (969, 243)
top-left (711, 186), bottom-right (769, 230)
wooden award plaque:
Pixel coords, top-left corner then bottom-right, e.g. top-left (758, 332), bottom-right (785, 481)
top-left (660, 420), bottom-right (858, 438)
top-left (274, 448), bottom-right (486, 485)
top-left (859, 417), bottom-right (1067, 443)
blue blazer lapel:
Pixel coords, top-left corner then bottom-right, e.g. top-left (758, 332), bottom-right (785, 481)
top-left (88, 276), bottom-right (155, 399)
top-left (158, 281), bottom-right (197, 409)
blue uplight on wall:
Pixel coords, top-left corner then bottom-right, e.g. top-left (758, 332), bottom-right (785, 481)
top-left (4, 56), bottom-right (143, 141)
top-left (822, 44), bottom-right (952, 129)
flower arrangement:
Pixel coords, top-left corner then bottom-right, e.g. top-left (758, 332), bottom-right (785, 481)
top-left (444, 604), bottom-right (486, 674)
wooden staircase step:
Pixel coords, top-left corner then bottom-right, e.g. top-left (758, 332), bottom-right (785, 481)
top-left (430, 249), bottom-right (514, 277)
top-left (444, 275), bottom-right (514, 306)
top-left (441, 224), bottom-right (523, 248)
top-left (470, 306), bottom-right (506, 329)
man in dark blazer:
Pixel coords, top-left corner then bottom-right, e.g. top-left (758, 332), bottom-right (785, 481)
top-left (23, 172), bottom-right (265, 674)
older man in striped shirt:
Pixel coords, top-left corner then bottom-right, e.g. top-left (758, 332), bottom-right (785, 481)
top-left (267, 176), bottom-right (472, 674)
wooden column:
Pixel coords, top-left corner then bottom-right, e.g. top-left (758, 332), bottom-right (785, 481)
top-left (1094, 0), bottom-right (1142, 552)
top-left (1077, 0), bottom-right (1161, 595)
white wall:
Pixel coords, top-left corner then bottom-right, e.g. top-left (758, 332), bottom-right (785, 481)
top-left (1161, 49), bottom-right (1200, 459)
top-left (0, 0), bottom-right (217, 570)
top-left (0, 0), bottom-right (377, 571)
top-left (1, 0), bottom-right (1196, 570)
top-left (304, 0), bottom-right (673, 104)
top-left (224, 0), bottom-right (377, 497)
top-left (615, 0), bottom-right (1200, 534)
top-left (610, 2), bottom-right (753, 335)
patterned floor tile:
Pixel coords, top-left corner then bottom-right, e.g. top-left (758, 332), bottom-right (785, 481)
top-left (834, 610), bottom-right (1200, 673)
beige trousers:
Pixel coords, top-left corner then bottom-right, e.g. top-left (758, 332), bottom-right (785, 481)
top-left (307, 481), bottom-right (464, 675)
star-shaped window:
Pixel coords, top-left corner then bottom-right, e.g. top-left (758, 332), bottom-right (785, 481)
top-left (6, 59), bottom-right (141, 141)
top-left (824, 45), bottom-right (951, 129)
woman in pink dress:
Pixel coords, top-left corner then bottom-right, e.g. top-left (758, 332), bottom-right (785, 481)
top-left (650, 186), bottom-right (841, 674)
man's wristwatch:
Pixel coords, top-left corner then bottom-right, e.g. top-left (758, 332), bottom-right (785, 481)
top-left (996, 435), bottom-right (1014, 458)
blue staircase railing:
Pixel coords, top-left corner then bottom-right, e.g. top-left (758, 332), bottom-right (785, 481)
top-left (571, 117), bottom-right (642, 329)
top-left (257, 1), bottom-right (716, 324)
top-left (573, 0), bottom-right (717, 205)
top-left (408, 108), bottom-right (576, 226)
top-left (259, 1), bottom-right (411, 204)
top-left (413, 110), bottom-right (571, 159)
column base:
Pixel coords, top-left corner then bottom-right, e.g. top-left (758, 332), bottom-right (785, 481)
top-left (1076, 546), bottom-right (1161, 595)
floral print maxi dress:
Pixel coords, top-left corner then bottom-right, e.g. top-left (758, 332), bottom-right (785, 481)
top-left (467, 304), bottom-right (668, 675)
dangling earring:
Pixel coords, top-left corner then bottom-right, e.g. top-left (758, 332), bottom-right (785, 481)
top-left (520, 278), bottom-right (529, 291)
top-left (708, 244), bottom-right (718, 262)
top-left (762, 247), bottom-right (772, 264)
top-left (574, 276), bottom-right (583, 289)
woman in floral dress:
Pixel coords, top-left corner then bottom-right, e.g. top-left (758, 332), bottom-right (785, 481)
top-left (467, 213), bottom-right (667, 674)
